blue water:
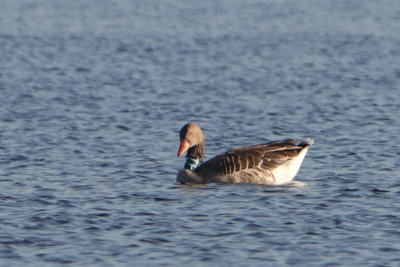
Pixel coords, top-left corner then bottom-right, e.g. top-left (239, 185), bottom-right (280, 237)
top-left (1, 0), bottom-right (400, 266)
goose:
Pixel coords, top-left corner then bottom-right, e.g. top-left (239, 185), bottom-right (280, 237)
top-left (177, 122), bottom-right (313, 185)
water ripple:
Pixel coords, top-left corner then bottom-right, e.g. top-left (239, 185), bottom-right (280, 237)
top-left (1, 0), bottom-right (400, 266)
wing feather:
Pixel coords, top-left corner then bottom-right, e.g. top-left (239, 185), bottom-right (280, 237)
top-left (196, 139), bottom-right (309, 178)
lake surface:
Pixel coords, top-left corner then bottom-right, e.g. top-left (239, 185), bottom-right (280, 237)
top-left (1, 0), bottom-right (400, 266)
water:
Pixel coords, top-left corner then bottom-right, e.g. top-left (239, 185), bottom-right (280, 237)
top-left (1, 0), bottom-right (400, 265)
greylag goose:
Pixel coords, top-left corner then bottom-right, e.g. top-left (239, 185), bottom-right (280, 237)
top-left (177, 122), bottom-right (313, 185)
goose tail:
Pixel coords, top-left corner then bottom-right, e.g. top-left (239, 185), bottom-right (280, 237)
top-left (298, 138), bottom-right (314, 147)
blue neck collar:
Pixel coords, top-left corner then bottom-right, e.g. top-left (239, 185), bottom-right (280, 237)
top-left (184, 156), bottom-right (202, 171)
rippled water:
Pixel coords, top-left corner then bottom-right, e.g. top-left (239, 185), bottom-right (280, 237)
top-left (1, 0), bottom-right (400, 265)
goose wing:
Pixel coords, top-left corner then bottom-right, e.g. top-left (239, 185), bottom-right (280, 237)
top-left (196, 139), bottom-right (311, 177)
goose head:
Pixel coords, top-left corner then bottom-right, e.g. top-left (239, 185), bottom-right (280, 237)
top-left (177, 122), bottom-right (205, 158)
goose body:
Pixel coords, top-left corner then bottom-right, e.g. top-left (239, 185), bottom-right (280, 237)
top-left (177, 123), bottom-right (313, 185)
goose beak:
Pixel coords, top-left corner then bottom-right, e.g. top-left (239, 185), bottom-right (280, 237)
top-left (177, 139), bottom-right (190, 157)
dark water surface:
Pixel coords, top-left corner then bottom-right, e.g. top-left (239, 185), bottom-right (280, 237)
top-left (1, 0), bottom-right (400, 266)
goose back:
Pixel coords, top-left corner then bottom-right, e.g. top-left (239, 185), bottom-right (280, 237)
top-left (195, 139), bottom-right (311, 184)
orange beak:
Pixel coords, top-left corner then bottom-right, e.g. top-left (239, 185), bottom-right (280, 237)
top-left (177, 139), bottom-right (190, 157)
